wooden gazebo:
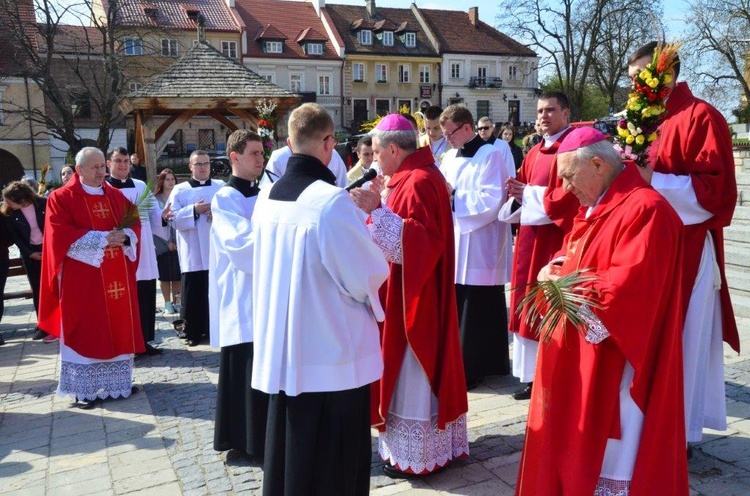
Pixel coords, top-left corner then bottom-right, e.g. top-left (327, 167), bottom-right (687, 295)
top-left (118, 40), bottom-right (299, 178)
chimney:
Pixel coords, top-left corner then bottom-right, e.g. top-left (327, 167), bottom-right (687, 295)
top-left (197, 14), bottom-right (206, 43)
top-left (225, 0), bottom-right (235, 7)
top-left (366, 0), bottom-right (376, 17)
top-left (468, 7), bottom-right (478, 26)
top-left (312, 0), bottom-right (325, 17)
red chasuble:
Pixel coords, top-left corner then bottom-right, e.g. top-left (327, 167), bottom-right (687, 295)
top-left (510, 130), bottom-right (578, 339)
top-left (648, 82), bottom-right (739, 352)
top-left (38, 173), bottom-right (145, 359)
top-left (370, 146), bottom-right (468, 431)
top-left (517, 164), bottom-right (688, 495)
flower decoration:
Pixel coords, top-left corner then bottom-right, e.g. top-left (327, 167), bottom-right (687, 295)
top-left (614, 42), bottom-right (682, 168)
top-left (256, 99), bottom-right (278, 163)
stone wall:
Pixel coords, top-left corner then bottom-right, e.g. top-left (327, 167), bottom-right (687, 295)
top-left (734, 147), bottom-right (750, 173)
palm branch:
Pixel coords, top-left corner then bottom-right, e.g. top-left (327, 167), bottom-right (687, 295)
top-left (516, 269), bottom-right (602, 344)
top-left (116, 181), bottom-right (155, 230)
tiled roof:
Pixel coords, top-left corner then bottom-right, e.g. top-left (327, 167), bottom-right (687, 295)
top-left (255, 24), bottom-right (288, 41)
top-left (417, 8), bottom-right (536, 57)
top-left (36, 24), bottom-right (105, 55)
top-left (104, 0), bottom-right (240, 32)
top-left (129, 41), bottom-right (297, 99)
top-left (0, 0), bottom-right (37, 76)
top-left (237, 0), bottom-right (340, 60)
top-left (325, 4), bottom-right (438, 57)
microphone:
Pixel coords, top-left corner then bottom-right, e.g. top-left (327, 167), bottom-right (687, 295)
top-left (344, 168), bottom-right (377, 191)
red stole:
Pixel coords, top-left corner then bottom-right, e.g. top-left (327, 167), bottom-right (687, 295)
top-left (649, 82), bottom-right (738, 352)
top-left (38, 174), bottom-right (144, 358)
top-left (370, 146), bottom-right (468, 431)
top-left (516, 164), bottom-right (688, 495)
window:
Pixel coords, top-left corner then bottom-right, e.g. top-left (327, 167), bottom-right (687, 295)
top-left (382, 31), bottom-right (393, 46)
top-left (71, 93), bottom-right (91, 118)
top-left (128, 82), bottom-right (143, 92)
top-left (450, 62), bottom-right (462, 79)
top-left (403, 32), bottom-right (416, 47)
top-left (221, 41), bottom-right (238, 59)
top-left (353, 99), bottom-right (368, 123)
top-left (419, 64), bottom-right (431, 84)
top-left (289, 73), bottom-right (303, 92)
top-left (161, 39), bottom-right (179, 57)
top-left (376, 64), bottom-right (387, 83)
top-left (265, 41), bottom-right (283, 53)
top-left (477, 66), bottom-right (488, 79)
top-left (123, 38), bottom-right (142, 56)
top-left (318, 75), bottom-right (331, 95)
top-left (398, 64), bottom-right (410, 83)
top-left (376, 99), bottom-right (390, 116)
top-left (260, 73), bottom-right (275, 84)
top-left (398, 100), bottom-right (412, 113)
top-left (508, 65), bottom-right (518, 80)
top-left (198, 129), bottom-right (215, 150)
top-left (357, 30), bottom-right (372, 45)
top-left (352, 62), bottom-right (365, 82)
top-left (476, 100), bottom-right (490, 119)
top-left (305, 43), bottom-right (323, 55)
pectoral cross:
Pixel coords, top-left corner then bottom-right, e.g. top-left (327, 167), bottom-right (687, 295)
top-left (92, 202), bottom-right (111, 219)
top-left (106, 281), bottom-right (125, 300)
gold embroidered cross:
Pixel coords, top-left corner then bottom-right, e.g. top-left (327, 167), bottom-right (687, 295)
top-left (106, 281), bottom-right (125, 300)
top-left (104, 246), bottom-right (119, 259)
top-left (92, 202), bottom-right (111, 219)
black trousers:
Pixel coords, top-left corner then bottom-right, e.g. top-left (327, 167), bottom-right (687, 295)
top-left (455, 283), bottom-right (511, 382)
top-left (22, 252), bottom-right (42, 317)
top-left (137, 279), bottom-right (157, 342)
top-left (263, 384), bottom-right (372, 496)
top-left (180, 270), bottom-right (209, 341)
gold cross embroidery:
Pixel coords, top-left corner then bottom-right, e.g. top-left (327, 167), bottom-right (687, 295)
top-left (106, 281), bottom-right (126, 300)
top-left (92, 202), bottom-right (111, 219)
top-left (104, 246), bottom-right (119, 259)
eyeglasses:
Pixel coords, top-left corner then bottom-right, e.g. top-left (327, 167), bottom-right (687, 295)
top-left (323, 134), bottom-right (339, 145)
top-left (443, 124), bottom-right (465, 138)
top-left (191, 161), bottom-right (211, 167)
top-left (477, 126), bottom-right (491, 131)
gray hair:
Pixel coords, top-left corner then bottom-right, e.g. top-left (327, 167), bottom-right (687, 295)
top-left (576, 140), bottom-right (622, 168)
top-left (75, 147), bottom-right (104, 167)
top-left (369, 128), bottom-right (418, 152)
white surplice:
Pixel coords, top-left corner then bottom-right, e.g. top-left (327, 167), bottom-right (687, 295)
top-left (111, 178), bottom-right (161, 281)
top-left (260, 146), bottom-right (348, 189)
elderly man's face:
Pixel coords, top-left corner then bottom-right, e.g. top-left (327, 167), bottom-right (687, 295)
top-left (189, 153), bottom-right (211, 181)
top-left (76, 153), bottom-right (107, 188)
top-left (372, 136), bottom-right (399, 176)
top-left (557, 151), bottom-right (605, 207)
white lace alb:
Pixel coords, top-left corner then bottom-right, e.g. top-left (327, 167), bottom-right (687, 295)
top-left (579, 302), bottom-right (610, 344)
top-left (67, 228), bottom-right (138, 267)
top-left (58, 358), bottom-right (134, 401)
top-left (368, 206), bottom-right (403, 264)
top-left (594, 477), bottom-right (630, 496)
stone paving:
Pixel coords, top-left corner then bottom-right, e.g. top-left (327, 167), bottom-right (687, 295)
top-left (2, 274), bottom-right (750, 495)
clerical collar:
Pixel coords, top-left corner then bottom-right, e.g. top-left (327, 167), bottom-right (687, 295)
top-left (188, 178), bottom-right (212, 188)
top-left (457, 134), bottom-right (489, 158)
top-left (81, 182), bottom-right (104, 195)
top-left (106, 176), bottom-right (134, 189)
top-left (544, 126), bottom-right (572, 147)
top-left (269, 154), bottom-right (336, 202)
top-left (226, 175), bottom-right (260, 198)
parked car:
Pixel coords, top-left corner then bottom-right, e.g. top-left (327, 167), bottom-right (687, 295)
top-left (210, 155), bottom-right (231, 177)
top-left (156, 150), bottom-right (230, 178)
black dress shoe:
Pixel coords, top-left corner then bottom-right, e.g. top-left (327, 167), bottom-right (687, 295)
top-left (32, 328), bottom-right (46, 340)
top-left (145, 344), bottom-right (163, 355)
top-left (512, 383), bottom-right (533, 400)
top-left (382, 464), bottom-right (418, 479)
top-left (465, 378), bottom-right (482, 391)
top-left (73, 398), bottom-right (101, 410)
top-left (131, 385), bottom-right (140, 395)
top-left (187, 339), bottom-right (200, 347)
top-left (0, 335), bottom-right (5, 346)
top-left (687, 444), bottom-right (693, 460)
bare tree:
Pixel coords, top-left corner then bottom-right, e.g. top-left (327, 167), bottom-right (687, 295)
top-left (0, 0), bottom-right (131, 155)
top-left (684, 0), bottom-right (750, 121)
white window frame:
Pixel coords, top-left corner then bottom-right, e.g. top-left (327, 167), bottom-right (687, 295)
top-left (358, 30), bottom-right (372, 45)
top-left (403, 32), bottom-right (416, 47)
top-left (419, 64), bottom-right (431, 84)
top-left (161, 39), bottom-right (179, 57)
top-left (376, 64), bottom-right (387, 83)
top-left (260, 73), bottom-right (275, 84)
top-left (289, 73), bottom-right (303, 92)
top-left (398, 64), bottom-right (410, 83)
top-left (352, 62), bottom-right (365, 82)
top-left (128, 82), bottom-right (143, 92)
top-left (123, 37), bottom-right (143, 56)
top-left (221, 41), bottom-right (238, 59)
top-left (266, 41), bottom-right (283, 53)
top-left (382, 31), bottom-right (394, 46)
top-left (508, 65), bottom-right (519, 80)
top-left (306, 43), bottom-right (323, 55)
top-left (450, 62), bottom-right (462, 79)
top-left (477, 65), bottom-right (488, 79)
top-left (318, 74), bottom-right (331, 95)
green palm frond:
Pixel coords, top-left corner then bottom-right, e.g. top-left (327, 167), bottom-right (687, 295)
top-left (516, 269), bottom-right (602, 344)
top-left (116, 181), bottom-right (155, 230)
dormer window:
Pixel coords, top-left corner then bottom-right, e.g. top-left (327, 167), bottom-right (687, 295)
top-left (186, 8), bottom-right (200, 21)
top-left (305, 43), bottom-right (323, 55)
top-left (402, 32), bottom-right (416, 48)
top-left (357, 30), bottom-right (372, 45)
top-left (382, 31), bottom-right (393, 46)
top-left (144, 7), bottom-right (157, 18)
top-left (265, 41), bottom-right (283, 53)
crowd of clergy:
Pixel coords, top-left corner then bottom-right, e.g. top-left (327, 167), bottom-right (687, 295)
top-left (27, 41), bottom-right (739, 496)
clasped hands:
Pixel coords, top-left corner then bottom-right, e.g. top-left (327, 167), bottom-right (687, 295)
top-left (350, 175), bottom-right (385, 214)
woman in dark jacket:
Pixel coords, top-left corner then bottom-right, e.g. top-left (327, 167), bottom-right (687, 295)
top-left (499, 125), bottom-right (524, 171)
top-left (2, 181), bottom-right (48, 340)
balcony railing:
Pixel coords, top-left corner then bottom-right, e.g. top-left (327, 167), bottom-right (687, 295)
top-left (468, 77), bottom-right (503, 89)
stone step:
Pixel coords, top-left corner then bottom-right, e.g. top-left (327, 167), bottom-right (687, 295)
top-left (730, 291), bottom-right (750, 319)
top-left (725, 222), bottom-right (750, 243)
top-left (731, 205), bottom-right (750, 224)
top-left (726, 267), bottom-right (750, 294)
top-left (725, 242), bottom-right (748, 268)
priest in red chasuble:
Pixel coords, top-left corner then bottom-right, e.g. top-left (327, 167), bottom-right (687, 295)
top-left (628, 42), bottom-right (738, 448)
top-left (350, 114), bottom-right (468, 478)
top-left (516, 128), bottom-right (689, 495)
top-left (39, 147), bottom-right (144, 410)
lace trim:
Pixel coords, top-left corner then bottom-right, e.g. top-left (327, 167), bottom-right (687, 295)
top-left (58, 358), bottom-right (134, 401)
top-left (580, 303), bottom-right (610, 344)
top-left (68, 231), bottom-right (109, 267)
top-left (368, 206), bottom-right (403, 264)
top-left (378, 413), bottom-right (469, 474)
top-left (121, 227), bottom-right (138, 262)
top-left (594, 477), bottom-right (630, 496)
